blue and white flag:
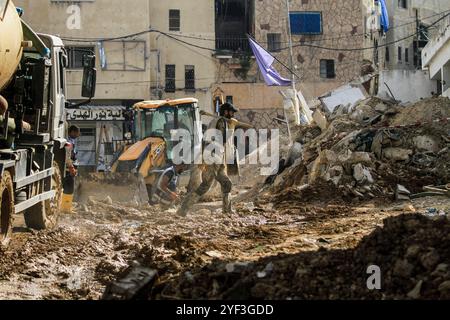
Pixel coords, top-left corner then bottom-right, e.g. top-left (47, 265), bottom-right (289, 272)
top-left (248, 37), bottom-right (292, 87)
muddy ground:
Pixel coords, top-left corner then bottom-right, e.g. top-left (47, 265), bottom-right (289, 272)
top-left (0, 186), bottom-right (448, 299)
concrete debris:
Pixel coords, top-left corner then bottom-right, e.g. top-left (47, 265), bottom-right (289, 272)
top-left (374, 103), bottom-right (388, 114)
top-left (383, 148), bottom-right (413, 162)
top-left (312, 109), bottom-right (328, 131)
top-left (353, 164), bottom-right (374, 185)
top-left (272, 96), bottom-right (450, 203)
top-left (396, 185), bottom-right (411, 201)
top-left (413, 135), bottom-right (440, 153)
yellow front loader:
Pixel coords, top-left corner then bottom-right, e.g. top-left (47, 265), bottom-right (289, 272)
top-left (77, 98), bottom-right (203, 204)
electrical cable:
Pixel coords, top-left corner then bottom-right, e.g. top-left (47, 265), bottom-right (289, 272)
top-left (60, 8), bottom-right (450, 45)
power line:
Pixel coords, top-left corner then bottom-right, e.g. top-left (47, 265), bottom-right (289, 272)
top-left (68, 77), bottom-right (218, 86)
top-left (160, 8), bottom-right (450, 44)
top-left (61, 15), bottom-right (444, 56)
top-left (60, 8), bottom-right (450, 45)
top-left (282, 12), bottom-right (450, 52)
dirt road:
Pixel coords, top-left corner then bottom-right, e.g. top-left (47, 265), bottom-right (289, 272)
top-left (1, 190), bottom-right (447, 300)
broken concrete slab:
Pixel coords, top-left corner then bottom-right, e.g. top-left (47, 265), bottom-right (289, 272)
top-left (375, 103), bottom-right (388, 113)
top-left (312, 109), bottom-right (328, 131)
top-left (413, 135), bottom-right (440, 153)
top-left (319, 84), bottom-right (368, 113)
top-left (383, 148), bottom-right (413, 161)
top-left (350, 104), bottom-right (378, 123)
top-left (396, 184), bottom-right (411, 201)
top-left (325, 165), bottom-right (344, 186)
top-left (353, 164), bottom-right (374, 185)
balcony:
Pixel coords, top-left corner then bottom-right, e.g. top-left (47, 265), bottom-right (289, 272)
top-left (215, 35), bottom-right (251, 54)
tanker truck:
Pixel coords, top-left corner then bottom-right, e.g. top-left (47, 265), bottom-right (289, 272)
top-left (0, 1), bottom-right (96, 247)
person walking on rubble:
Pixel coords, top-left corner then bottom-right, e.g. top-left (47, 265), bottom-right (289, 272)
top-left (177, 102), bottom-right (240, 216)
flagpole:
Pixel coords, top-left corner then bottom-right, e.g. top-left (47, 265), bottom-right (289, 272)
top-left (285, 0), bottom-right (296, 91)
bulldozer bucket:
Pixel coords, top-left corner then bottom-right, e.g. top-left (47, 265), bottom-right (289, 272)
top-left (76, 172), bottom-right (150, 205)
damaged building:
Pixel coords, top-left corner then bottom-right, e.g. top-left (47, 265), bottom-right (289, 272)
top-left (375, 0), bottom-right (450, 103)
top-left (213, 0), bottom-right (379, 128)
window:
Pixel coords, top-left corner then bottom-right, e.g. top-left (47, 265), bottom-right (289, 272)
top-left (290, 12), bottom-right (322, 35)
top-left (267, 33), bottom-right (282, 52)
top-left (66, 46), bottom-right (95, 69)
top-left (405, 48), bottom-right (409, 63)
top-left (398, 0), bottom-right (407, 9)
top-left (165, 65), bottom-right (176, 93)
top-left (101, 41), bottom-right (146, 71)
top-left (398, 46), bottom-right (402, 61)
top-left (385, 47), bottom-right (390, 62)
top-left (226, 96), bottom-right (233, 104)
top-left (185, 65), bottom-right (195, 91)
top-left (320, 59), bottom-right (335, 78)
top-left (169, 9), bottom-right (180, 31)
top-left (140, 105), bottom-right (196, 160)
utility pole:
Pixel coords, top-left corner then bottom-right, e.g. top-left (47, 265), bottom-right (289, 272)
top-left (285, 0), bottom-right (296, 92)
top-left (284, 0), bottom-right (303, 128)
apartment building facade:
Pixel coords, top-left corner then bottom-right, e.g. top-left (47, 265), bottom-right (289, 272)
top-left (422, 13), bottom-right (450, 98)
top-left (211, 0), bottom-right (378, 126)
top-left (376, 0), bottom-right (450, 102)
top-left (16, 0), bottom-right (217, 169)
top-left (148, 0), bottom-right (216, 108)
top-left (15, 0), bottom-right (154, 169)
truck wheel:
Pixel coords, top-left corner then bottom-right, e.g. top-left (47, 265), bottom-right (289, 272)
top-left (24, 162), bottom-right (63, 230)
top-left (0, 171), bottom-right (14, 249)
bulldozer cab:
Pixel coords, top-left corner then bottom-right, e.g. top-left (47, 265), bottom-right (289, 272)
top-left (133, 98), bottom-right (201, 162)
top-left (76, 98), bottom-right (202, 205)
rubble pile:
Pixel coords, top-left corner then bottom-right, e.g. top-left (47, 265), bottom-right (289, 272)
top-left (272, 96), bottom-right (450, 203)
top-left (160, 214), bottom-right (450, 300)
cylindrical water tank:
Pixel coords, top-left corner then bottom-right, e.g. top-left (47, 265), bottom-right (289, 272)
top-left (0, 0), bottom-right (23, 91)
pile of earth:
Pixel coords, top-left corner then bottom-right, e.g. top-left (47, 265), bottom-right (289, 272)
top-left (269, 96), bottom-right (450, 204)
top-left (158, 213), bottom-right (450, 300)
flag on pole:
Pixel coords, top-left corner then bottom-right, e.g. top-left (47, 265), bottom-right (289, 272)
top-left (248, 37), bottom-right (292, 87)
top-left (379, 0), bottom-right (389, 33)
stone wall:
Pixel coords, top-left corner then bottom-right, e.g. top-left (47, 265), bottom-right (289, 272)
top-left (255, 0), bottom-right (366, 98)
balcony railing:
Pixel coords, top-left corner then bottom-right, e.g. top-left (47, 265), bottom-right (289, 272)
top-left (216, 35), bottom-right (251, 53)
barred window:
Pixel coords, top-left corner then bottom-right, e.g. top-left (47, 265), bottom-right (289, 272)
top-left (267, 33), bottom-right (282, 52)
top-left (185, 65), bottom-right (195, 91)
top-left (398, 0), bottom-right (407, 9)
top-left (169, 9), bottom-right (180, 31)
top-left (165, 65), bottom-right (176, 92)
top-left (320, 59), bottom-right (335, 79)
